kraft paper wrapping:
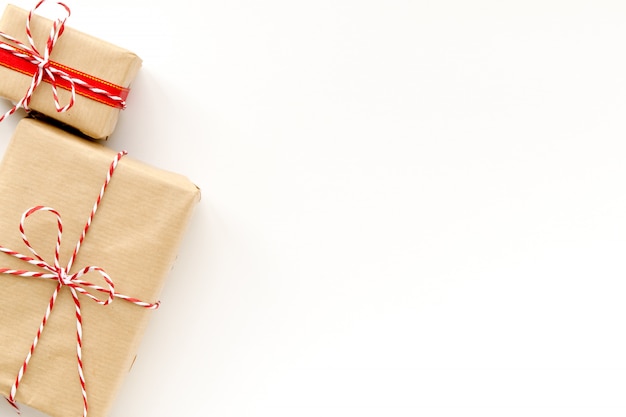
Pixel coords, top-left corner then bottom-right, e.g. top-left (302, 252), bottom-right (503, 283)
top-left (0, 118), bottom-right (200, 417)
top-left (0, 4), bottom-right (142, 139)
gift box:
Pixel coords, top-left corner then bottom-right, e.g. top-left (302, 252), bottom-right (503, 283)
top-left (0, 117), bottom-right (200, 417)
top-left (0, 3), bottom-right (142, 139)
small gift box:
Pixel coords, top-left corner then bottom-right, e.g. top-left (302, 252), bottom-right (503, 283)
top-left (0, 117), bottom-right (200, 417)
top-left (0, 2), bottom-right (142, 139)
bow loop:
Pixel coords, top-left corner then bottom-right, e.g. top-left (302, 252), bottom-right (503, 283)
top-left (19, 206), bottom-right (63, 270)
top-left (65, 266), bottom-right (115, 306)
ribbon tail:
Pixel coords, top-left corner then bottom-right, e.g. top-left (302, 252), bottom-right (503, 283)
top-left (69, 287), bottom-right (88, 417)
top-left (5, 397), bottom-right (20, 414)
top-left (0, 101), bottom-right (24, 124)
top-left (8, 282), bottom-right (62, 410)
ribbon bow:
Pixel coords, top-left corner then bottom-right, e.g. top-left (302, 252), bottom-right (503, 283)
top-left (0, 0), bottom-right (128, 124)
top-left (0, 151), bottom-right (160, 417)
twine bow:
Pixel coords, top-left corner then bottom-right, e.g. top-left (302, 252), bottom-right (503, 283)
top-left (0, 0), bottom-right (75, 122)
top-left (0, 151), bottom-right (160, 417)
top-left (0, 0), bottom-right (128, 124)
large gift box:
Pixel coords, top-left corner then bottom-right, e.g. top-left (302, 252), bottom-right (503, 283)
top-left (0, 3), bottom-right (142, 139)
top-left (0, 117), bottom-right (200, 416)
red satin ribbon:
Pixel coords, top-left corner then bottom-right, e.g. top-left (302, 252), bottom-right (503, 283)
top-left (0, 41), bottom-right (129, 109)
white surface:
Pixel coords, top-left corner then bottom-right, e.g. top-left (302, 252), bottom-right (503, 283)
top-left (1, 0), bottom-right (626, 416)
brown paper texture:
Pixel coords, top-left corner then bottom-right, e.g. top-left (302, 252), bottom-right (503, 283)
top-left (0, 4), bottom-right (142, 139)
top-left (0, 118), bottom-right (200, 417)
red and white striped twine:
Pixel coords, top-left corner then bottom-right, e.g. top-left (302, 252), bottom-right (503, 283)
top-left (0, 151), bottom-right (160, 417)
top-left (0, 0), bottom-right (126, 124)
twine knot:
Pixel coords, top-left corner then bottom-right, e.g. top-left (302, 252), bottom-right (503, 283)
top-left (56, 266), bottom-right (70, 285)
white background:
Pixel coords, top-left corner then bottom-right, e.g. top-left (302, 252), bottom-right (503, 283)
top-left (1, 0), bottom-right (626, 416)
